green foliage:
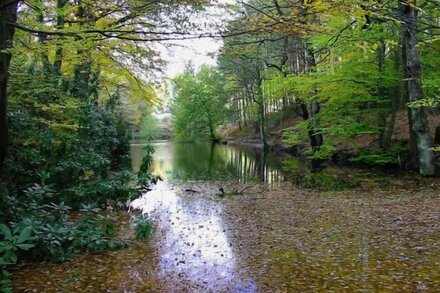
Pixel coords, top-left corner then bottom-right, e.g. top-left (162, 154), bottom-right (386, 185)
top-left (0, 58), bottom-right (153, 275)
top-left (171, 66), bottom-right (228, 141)
top-left (283, 122), bottom-right (309, 146)
top-left (215, 0), bottom-right (440, 169)
top-left (267, 110), bottom-right (289, 129)
top-left (0, 225), bottom-right (35, 293)
top-left (407, 98), bottom-right (440, 108)
top-left (351, 152), bottom-right (399, 166)
top-left (139, 145), bottom-right (155, 174)
top-left (137, 114), bottom-right (163, 139)
top-left (306, 144), bottom-right (337, 160)
top-left (137, 145), bottom-right (162, 188)
top-left (3, 63), bottom-right (137, 211)
top-left (6, 201), bottom-right (127, 263)
top-left (133, 216), bottom-right (155, 240)
top-left (351, 144), bottom-right (407, 166)
top-left (0, 225), bottom-right (35, 265)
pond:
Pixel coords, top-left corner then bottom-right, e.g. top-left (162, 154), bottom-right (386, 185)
top-left (130, 140), bottom-right (287, 184)
top-left (130, 140), bottom-right (424, 190)
top-left (12, 141), bottom-right (440, 292)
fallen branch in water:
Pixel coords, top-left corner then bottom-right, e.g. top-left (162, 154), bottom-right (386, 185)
top-left (238, 185), bottom-right (253, 194)
top-left (185, 188), bottom-right (200, 193)
top-left (259, 184), bottom-right (270, 193)
top-left (218, 185), bottom-right (254, 197)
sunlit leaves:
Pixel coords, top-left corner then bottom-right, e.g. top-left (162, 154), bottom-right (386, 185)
top-left (171, 66), bottom-right (228, 141)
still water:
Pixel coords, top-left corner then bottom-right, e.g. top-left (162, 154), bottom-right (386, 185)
top-left (130, 141), bottom-right (265, 291)
top-left (130, 140), bottom-right (287, 184)
top-left (130, 140), bottom-right (412, 190)
top-left (128, 141), bottom-right (439, 292)
top-left (12, 141), bottom-right (440, 292)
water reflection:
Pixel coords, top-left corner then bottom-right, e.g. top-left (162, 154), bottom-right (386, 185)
top-left (131, 141), bottom-right (286, 185)
top-left (131, 141), bottom-right (410, 190)
top-left (131, 182), bottom-right (252, 291)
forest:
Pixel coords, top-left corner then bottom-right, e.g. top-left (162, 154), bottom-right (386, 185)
top-left (171, 0), bottom-right (440, 175)
top-left (1, 0), bottom-right (440, 292)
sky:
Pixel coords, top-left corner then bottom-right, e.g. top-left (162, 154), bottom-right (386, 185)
top-left (161, 37), bottom-right (222, 78)
top-left (160, 0), bottom-right (236, 78)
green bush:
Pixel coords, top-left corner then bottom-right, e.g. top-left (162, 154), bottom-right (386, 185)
top-left (0, 224), bottom-right (35, 293)
top-left (133, 216), bottom-right (155, 240)
top-left (0, 61), bottom-right (154, 284)
top-left (351, 144), bottom-right (407, 166)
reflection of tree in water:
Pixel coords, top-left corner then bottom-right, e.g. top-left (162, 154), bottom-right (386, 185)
top-left (159, 142), bottom-right (285, 184)
top-left (227, 147), bottom-right (285, 184)
top-left (135, 141), bottom-right (372, 188)
top-left (282, 158), bottom-right (363, 190)
top-left (133, 141), bottom-right (385, 189)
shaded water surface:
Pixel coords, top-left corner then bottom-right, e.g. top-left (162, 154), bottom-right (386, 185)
top-left (12, 141), bottom-right (440, 292)
top-left (131, 141), bottom-right (422, 190)
top-left (130, 141), bottom-right (286, 184)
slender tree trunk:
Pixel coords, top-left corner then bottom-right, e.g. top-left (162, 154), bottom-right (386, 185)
top-left (243, 91), bottom-right (248, 127)
top-left (53, 0), bottom-right (65, 76)
top-left (377, 38), bottom-right (388, 148)
top-left (258, 101), bottom-right (268, 149)
top-left (73, 0), bottom-right (93, 101)
top-left (310, 102), bottom-right (323, 148)
top-left (300, 102), bottom-right (322, 152)
top-left (208, 116), bottom-right (216, 141)
top-left (0, 0), bottom-right (18, 168)
top-left (256, 72), bottom-right (268, 150)
top-left (399, 0), bottom-right (435, 176)
top-left (35, 0), bottom-right (51, 74)
top-left (306, 47), bottom-right (324, 153)
top-left (383, 88), bottom-right (398, 150)
top-left (74, 60), bottom-right (92, 99)
top-left (382, 48), bottom-right (402, 150)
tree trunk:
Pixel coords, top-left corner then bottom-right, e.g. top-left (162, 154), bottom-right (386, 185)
top-left (434, 126), bottom-right (440, 145)
top-left (258, 101), bottom-right (268, 150)
top-left (74, 60), bottom-right (92, 100)
top-left (208, 116), bottom-right (216, 141)
top-left (301, 102), bottom-right (323, 154)
top-left (399, 0), bottom-right (435, 176)
top-left (53, 0), bottom-right (65, 76)
top-left (382, 87), bottom-right (398, 150)
top-left (400, 39), bottom-right (418, 167)
top-left (377, 38), bottom-right (388, 148)
top-left (381, 48), bottom-right (402, 150)
top-left (305, 47), bottom-right (324, 157)
top-left (73, 0), bottom-right (94, 101)
top-left (256, 73), bottom-right (268, 150)
top-left (310, 102), bottom-right (323, 149)
top-left (35, 0), bottom-right (51, 74)
top-left (0, 0), bottom-right (18, 168)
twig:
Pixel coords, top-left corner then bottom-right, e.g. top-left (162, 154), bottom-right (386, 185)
top-left (238, 185), bottom-right (253, 194)
top-left (185, 188), bottom-right (200, 193)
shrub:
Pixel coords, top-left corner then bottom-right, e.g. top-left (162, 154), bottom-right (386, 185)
top-left (133, 216), bottom-right (155, 240)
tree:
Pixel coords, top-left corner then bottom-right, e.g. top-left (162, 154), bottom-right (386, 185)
top-left (217, 0), bottom-right (438, 174)
top-left (0, 0), bottom-right (210, 168)
top-left (171, 65), bottom-right (228, 141)
top-left (0, 0), bottom-right (18, 167)
top-left (399, 0), bottom-right (435, 176)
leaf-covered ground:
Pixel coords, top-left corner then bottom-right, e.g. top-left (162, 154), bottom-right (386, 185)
top-left (12, 178), bottom-right (440, 292)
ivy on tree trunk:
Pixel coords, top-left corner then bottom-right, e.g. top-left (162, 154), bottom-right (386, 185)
top-left (0, 0), bottom-right (18, 168)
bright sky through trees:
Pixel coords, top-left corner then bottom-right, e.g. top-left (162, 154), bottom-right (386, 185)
top-left (161, 0), bottom-right (236, 77)
top-left (161, 38), bottom-right (220, 77)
